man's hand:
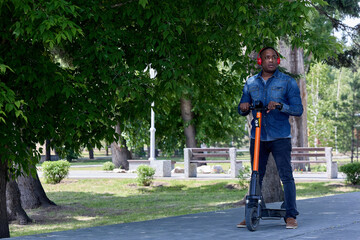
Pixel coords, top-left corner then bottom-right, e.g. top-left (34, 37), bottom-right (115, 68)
top-left (267, 101), bottom-right (281, 113)
top-left (240, 102), bottom-right (250, 112)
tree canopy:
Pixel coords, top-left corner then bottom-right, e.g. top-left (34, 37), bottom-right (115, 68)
top-left (1, 0), bottom-right (344, 167)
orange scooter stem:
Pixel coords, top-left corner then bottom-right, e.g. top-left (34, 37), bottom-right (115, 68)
top-left (253, 111), bottom-right (262, 172)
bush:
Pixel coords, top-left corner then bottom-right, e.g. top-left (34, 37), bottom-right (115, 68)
top-left (312, 164), bottom-right (327, 172)
top-left (136, 165), bottom-right (155, 186)
top-left (102, 161), bottom-right (115, 171)
top-left (339, 162), bottom-right (360, 185)
top-left (42, 160), bottom-right (70, 184)
top-left (237, 165), bottom-right (251, 189)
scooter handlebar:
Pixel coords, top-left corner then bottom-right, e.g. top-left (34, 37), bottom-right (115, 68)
top-left (249, 101), bottom-right (282, 111)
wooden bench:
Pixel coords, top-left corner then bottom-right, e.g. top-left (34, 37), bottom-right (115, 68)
top-left (291, 147), bottom-right (337, 179)
top-left (184, 148), bottom-right (243, 178)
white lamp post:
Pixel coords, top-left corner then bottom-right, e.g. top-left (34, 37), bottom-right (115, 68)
top-left (148, 67), bottom-right (157, 163)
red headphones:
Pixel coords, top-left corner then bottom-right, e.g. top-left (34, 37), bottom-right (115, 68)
top-left (257, 47), bottom-right (281, 65)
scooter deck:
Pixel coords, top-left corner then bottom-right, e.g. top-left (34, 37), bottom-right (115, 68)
top-left (261, 208), bottom-right (286, 218)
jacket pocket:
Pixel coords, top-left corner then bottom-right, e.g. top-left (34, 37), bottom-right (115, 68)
top-left (249, 85), bottom-right (260, 99)
top-left (270, 86), bottom-right (284, 100)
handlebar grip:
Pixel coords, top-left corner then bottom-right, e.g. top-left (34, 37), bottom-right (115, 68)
top-left (249, 103), bottom-right (282, 111)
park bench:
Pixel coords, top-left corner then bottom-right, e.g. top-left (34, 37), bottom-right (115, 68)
top-left (184, 147), bottom-right (338, 179)
top-left (291, 147), bottom-right (337, 179)
top-left (184, 147), bottom-right (243, 178)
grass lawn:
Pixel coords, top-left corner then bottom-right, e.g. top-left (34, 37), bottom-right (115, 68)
top-left (9, 178), bottom-right (360, 238)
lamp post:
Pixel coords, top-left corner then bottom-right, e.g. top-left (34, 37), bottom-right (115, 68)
top-left (149, 102), bottom-right (156, 162)
top-left (148, 67), bottom-right (157, 163)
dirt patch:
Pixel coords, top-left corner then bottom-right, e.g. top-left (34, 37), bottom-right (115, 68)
top-left (60, 179), bottom-right (79, 184)
top-left (127, 181), bottom-right (170, 188)
top-left (224, 183), bottom-right (244, 190)
top-left (152, 181), bottom-right (170, 187)
top-left (127, 183), bottom-right (138, 188)
top-left (18, 204), bottom-right (128, 226)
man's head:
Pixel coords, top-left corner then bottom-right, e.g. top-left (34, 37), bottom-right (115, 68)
top-left (257, 47), bottom-right (280, 74)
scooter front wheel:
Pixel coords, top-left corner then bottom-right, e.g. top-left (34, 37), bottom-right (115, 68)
top-left (245, 206), bottom-right (260, 231)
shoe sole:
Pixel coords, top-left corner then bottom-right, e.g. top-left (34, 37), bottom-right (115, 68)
top-left (236, 225), bottom-right (246, 228)
top-left (286, 225), bottom-right (298, 229)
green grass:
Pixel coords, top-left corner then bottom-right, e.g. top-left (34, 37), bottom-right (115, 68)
top-left (9, 178), bottom-right (360, 238)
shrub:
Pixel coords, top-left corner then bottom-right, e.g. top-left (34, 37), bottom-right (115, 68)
top-left (42, 160), bottom-right (70, 184)
top-left (237, 165), bottom-right (251, 189)
top-left (312, 164), bottom-right (327, 172)
top-left (339, 162), bottom-right (360, 185)
top-left (102, 161), bottom-right (115, 171)
top-left (136, 165), bottom-right (155, 186)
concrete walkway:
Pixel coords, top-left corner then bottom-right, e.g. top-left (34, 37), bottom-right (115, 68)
top-left (10, 192), bottom-right (360, 240)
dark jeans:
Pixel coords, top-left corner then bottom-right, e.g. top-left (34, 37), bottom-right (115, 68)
top-left (250, 138), bottom-right (299, 219)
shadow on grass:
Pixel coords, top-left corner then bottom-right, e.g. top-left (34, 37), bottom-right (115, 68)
top-left (12, 181), bottom-right (244, 234)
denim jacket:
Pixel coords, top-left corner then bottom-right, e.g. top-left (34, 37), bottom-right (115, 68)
top-left (238, 69), bottom-right (303, 140)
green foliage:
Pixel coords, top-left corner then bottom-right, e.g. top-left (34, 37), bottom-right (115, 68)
top-left (307, 62), bottom-right (335, 147)
top-left (307, 61), bottom-right (360, 155)
top-left (133, 147), bottom-right (146, 158)
top-left (0, 0), bottom-right (342, 177)
top-left (340, 162), bottom-right (360, 185)
top-left (136, 165), bottom-right (155, 186)
top-left (102, 162), bottom-right (115, 171)
top-left (312, 164), bottom-right (327, 172)
top-left (237, 165), bottom-right (250, 189)
top-left (55, 147), bottom-right (81, 162)
top-left (41, 160), bottom-right (70, 184)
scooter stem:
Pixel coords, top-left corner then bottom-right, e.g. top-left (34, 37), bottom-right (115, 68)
top-left (253, 111), bottom-right (262, 172)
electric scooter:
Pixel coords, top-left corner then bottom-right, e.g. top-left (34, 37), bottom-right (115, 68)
top-left (245, 100), bottom-right (286, 231)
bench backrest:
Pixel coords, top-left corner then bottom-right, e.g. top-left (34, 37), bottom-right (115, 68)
top-left (291, 147), bottom-right (332, 159)
top-left (190, 148), bottom-right (231, 158)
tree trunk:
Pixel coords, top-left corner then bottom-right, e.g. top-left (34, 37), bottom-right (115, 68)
top-left (6, 176), bottom-right (32, 225)
top-left (111, 123), bottom-right (131, 170)
top-left (45, 139), bottom-right (51, 161)
top-left (180, 97), bottom-right (206, 165)
top-left (17, 171), bottom-right (56, 209)
top-left (262, 154), bottom-right (284, 203)
top-left (279, 41), bottom-right (309, 170)
top-left (0, 157), bottom-right (10, 238)
top-left (88, 146), bottom-right (94, 160)
top-left (105, 143), bottom-right (109, 156)
top-left (180, 97), bottom-right (197, 148)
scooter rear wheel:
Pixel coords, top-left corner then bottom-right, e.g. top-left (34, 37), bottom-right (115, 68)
top-left (245, 206), bottom-right (260, 231)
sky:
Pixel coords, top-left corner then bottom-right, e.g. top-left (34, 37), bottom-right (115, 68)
top-left (333, 17), bottom-right (360, 44)
top-left (344, 16), bottom-right (360, 27)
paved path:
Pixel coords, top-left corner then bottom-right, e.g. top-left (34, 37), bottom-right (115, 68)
top-left (10, 192), bottom-right (360, 240)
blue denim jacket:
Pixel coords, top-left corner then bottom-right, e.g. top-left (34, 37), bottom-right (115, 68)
top-left (238, 69), bottom-right (303, 140)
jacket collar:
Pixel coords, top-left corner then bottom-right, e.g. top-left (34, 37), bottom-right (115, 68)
top-left (256, 68), bottom-right (280, 80)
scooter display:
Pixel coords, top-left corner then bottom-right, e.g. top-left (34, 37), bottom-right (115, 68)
top-left (245, 100), bottom-right (286, 231)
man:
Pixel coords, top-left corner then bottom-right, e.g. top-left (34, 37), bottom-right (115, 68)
top-left (237, 47), bottom-right (303, 229)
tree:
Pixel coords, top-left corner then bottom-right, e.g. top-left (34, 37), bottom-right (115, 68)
top-left (333, 67), bottom-right (360, 158)
top-left (6, 175), bottom-right (32, 225)
top-left (306, 63), bottom-right (335, 148)
top-left (0, 1), bottom-right (120, 237)
top-left (128, 0), bottom-right (336, 154)
top-left (306, 60), bottom-right (360, 159)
